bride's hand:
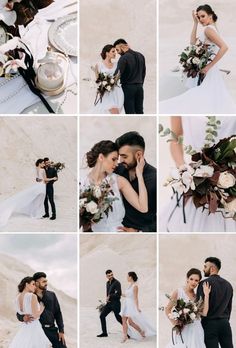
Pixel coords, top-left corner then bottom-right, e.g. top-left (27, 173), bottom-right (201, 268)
top-left (135, 155), bottom-right (145, 177)
top-left (201, 64), bottom-right (211, 76)
top-left (192, 10), bottom-right (199, 24)
top-left (203, 281), bottom-right (211, 297)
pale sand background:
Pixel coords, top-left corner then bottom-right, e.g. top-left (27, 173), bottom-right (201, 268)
top-left (0, 117), bottom-right (77, 232)
top-left (80, 0), bottom-right (156, 114)
top-left (159, 234), bottom-right (236, 347)
top-left (0, 235), bottom-right (77, 348)
top-left (79, 116), bottom-right (157, 178)
top-left (159, 0), bottom-right (236, 101)
top-left (80, 234), bottom-right (156, 347)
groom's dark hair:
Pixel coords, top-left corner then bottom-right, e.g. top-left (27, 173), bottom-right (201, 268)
top-left (105, 270), bottom-right (112, 274)
top-left (113, 39), bottom-right (127, 46)
top-left (44, 157), bottom-right (49, 162)
top-left (205, 257), bottom-right (221, 270)
top-left (33, 272), bottom-right (47, 281)
top-left (115, 131), bottom-right (145, 150)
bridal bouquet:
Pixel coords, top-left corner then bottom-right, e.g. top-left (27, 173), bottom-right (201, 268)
top-left (179, 39), bottom-right (215, 85)
top-left (165, 294), bottom-right (203, 344)
top-left (79, 179), bottom-right (118, 232)
top-left (96, 300), bottom-right (106, 313)
top-left (160, 117), bottom-right (236, 221)
top-left (50, 162), bottom-right (65, 172)
top-left (91, 65), bottom-right (120, 105)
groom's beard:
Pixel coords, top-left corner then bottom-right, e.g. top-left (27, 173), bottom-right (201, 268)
top-left (122, 160), bottom-right (137, 170)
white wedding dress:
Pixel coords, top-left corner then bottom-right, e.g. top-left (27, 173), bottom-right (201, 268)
top-left (91, 62), bottom-right (125, 114)
top-left (160, 25), bottom-right (236, 114)
top-left (160, 116), bottom-right (236, 232)
top-left (166, 288), bottom-right (205, 348)
top-left (120, 284), bottom-right (156, 340)
top-left (0, 168), bottom-right (46, 229)
top-left (9, 292), bottom-right (51, 348)
top-left (81, 173), bottom-right (125, 232)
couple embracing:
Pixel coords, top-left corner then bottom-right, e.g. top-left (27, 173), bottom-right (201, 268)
top-left (166, 257), bottom-right (233, 347)
top-left (80, 131), bottom-right (156, 232)
top-left (92, 38), bottom-right (146, 114)
top-left (97, 269), bottom-right (156, 343)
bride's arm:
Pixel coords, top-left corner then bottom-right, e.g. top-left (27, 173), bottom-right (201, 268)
top-left (133, 285), bottom-right (141, 312)
top-left (170, 117), bottom-right (185, 168)
top-left (165, 290), bottom-right (179, 326)
top-left (201, 28), bottom-right (228, 75)
top-left (31, 294), bottom-right (44, 319)
top-left (117, 157), bottom-right (148, 213)
top-left (201, 282), bottom-right (211, 317)
top-left (190, 10), bottom-right (199, 44)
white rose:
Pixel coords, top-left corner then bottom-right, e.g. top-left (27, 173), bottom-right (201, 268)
top-left (192, 57), bottom-right (200, 65)
top-left (189, 313), bottom-right (196, 320)
top-left (110, 78), bottom-right (114, 84)
top-left (194, 165), bottom-right (214, 178)
top-left (183, 308), bottom-right (190, 314)
top-left (217, 172), bottom-right (236, 189)
top-left (102, 81), bottom-right (107, 86)
top-left (106, 85), bottom-right (111, 91)
top-left (223, 198), bottom-right (236, 213)
top-left (93, 186), bottom-right (102, 199)
top-left (86, 201), bottom-right (99, 214)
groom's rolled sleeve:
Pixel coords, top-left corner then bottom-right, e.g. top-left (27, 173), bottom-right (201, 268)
top-left (54, 293), bottom-right (64, 333)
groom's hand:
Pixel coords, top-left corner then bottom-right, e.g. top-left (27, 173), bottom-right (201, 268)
top-left (58, 332), bottom-right (66, 345)
top-left (117, 226), bottom-right (139, 232)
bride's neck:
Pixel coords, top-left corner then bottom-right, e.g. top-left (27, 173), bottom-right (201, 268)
top-left (89, 165), bottom-right (106, 184)
top-left (104, 57), bottom-right (113, 65)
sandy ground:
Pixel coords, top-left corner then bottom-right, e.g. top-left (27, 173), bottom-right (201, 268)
top-left (80, 234), bottom-right (157, 347)
top-left (159, 234), bottom-right (236, 347)
top-left (0, 253), bottom-right (77, 348)
top-left (80, 0), bottom-right (156, 114)
top-left (159, 0), bottom-right (236, 102)
top-left (0, 117), bottom-right (77, 232)
top-left (79, 116), bottom-right (156, 179)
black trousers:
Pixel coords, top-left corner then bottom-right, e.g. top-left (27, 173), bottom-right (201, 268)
top-left (43, 327), bottom-right (67, 348)
top-left (122, 84), bottom-right (144, 114)
top-left (100, 302), bottom-right (122, 335)
top-left (44, 185), bottom-right (56, 217)
top-left (202, 319), bottom-right (233, 348)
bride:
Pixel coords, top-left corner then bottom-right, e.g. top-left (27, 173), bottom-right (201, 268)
top-left (91, 44), bottom-right (124, 114)
top-left (9, 276), bottom-right (51, 348)
top-left (120, 271), bottom-right (156, 343)
top-left (0, 159), bottom-right (57, 229)
top-left (160, 116), bottom-right (236, 232)
top-left (160, 4), bottom-right (236, 114)
top-left (80, 140), bottom-right (147, 232)
top-left (165, 268), bottom-right (211, 348)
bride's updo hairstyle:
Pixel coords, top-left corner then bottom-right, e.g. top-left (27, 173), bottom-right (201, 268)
top-left (18, 276), bottom-right (34, 292)
top-left (86, 140), bottom-right (118, 168)
top-left (197, 4), bottom-right (218, 22)
top-left (35, 159), bottom-right (44, 167)
top-left (186, 268), bottom-right (202, 280)
top-left (101, 44), bottom-right (114, 60)
top-left (128, 271), bottom-right (138, 282)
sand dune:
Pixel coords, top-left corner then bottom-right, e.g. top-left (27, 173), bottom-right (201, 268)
top-left (80, 0), bottom-right (156, 114)
top-left (80, 234), bottom-right (157, 347)
top-left (159, 235), bottom-right (236, 347)
top-left (0, 253), bottom-right (77, 348)
top-left (0, 117), bottom-right (77, 232)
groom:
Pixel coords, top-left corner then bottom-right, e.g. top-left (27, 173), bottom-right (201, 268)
top-left (113, 39), bottom-right (146, 114)
top-left (197, 257), bottom-right (233, 348)
top-left (115, 131), bottom-right (156, 232)
top-left (17, 272), bottom-right (67, 347)
top-left (43, 157), bottom-right (58, 220)
top-left (97, 270), bottom-right (122, 338)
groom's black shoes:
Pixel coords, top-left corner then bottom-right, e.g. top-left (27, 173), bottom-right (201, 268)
top-left (97, 333), bottom-right (108, 337)
top-left (50, 216), bottom-right (56, 220)
top-left (42, 214), bottom-right (49, 218)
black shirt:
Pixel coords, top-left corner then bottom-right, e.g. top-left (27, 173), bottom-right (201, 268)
top-left (45, 166), bottom-right (58, 186)
top-left (116, 49), bottom-right (146, 85)
top-left (17, 290), bottom-right (65, 333)
top-left (116, 162), bottom-right (157, 232)
top-left (106, 278), bottom-right (121, 303)
top-left (197, 274), bottom-right (233, 320)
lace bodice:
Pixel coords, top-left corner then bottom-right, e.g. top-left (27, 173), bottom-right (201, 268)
top-left (97, 61), bottom-right (117, 76)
